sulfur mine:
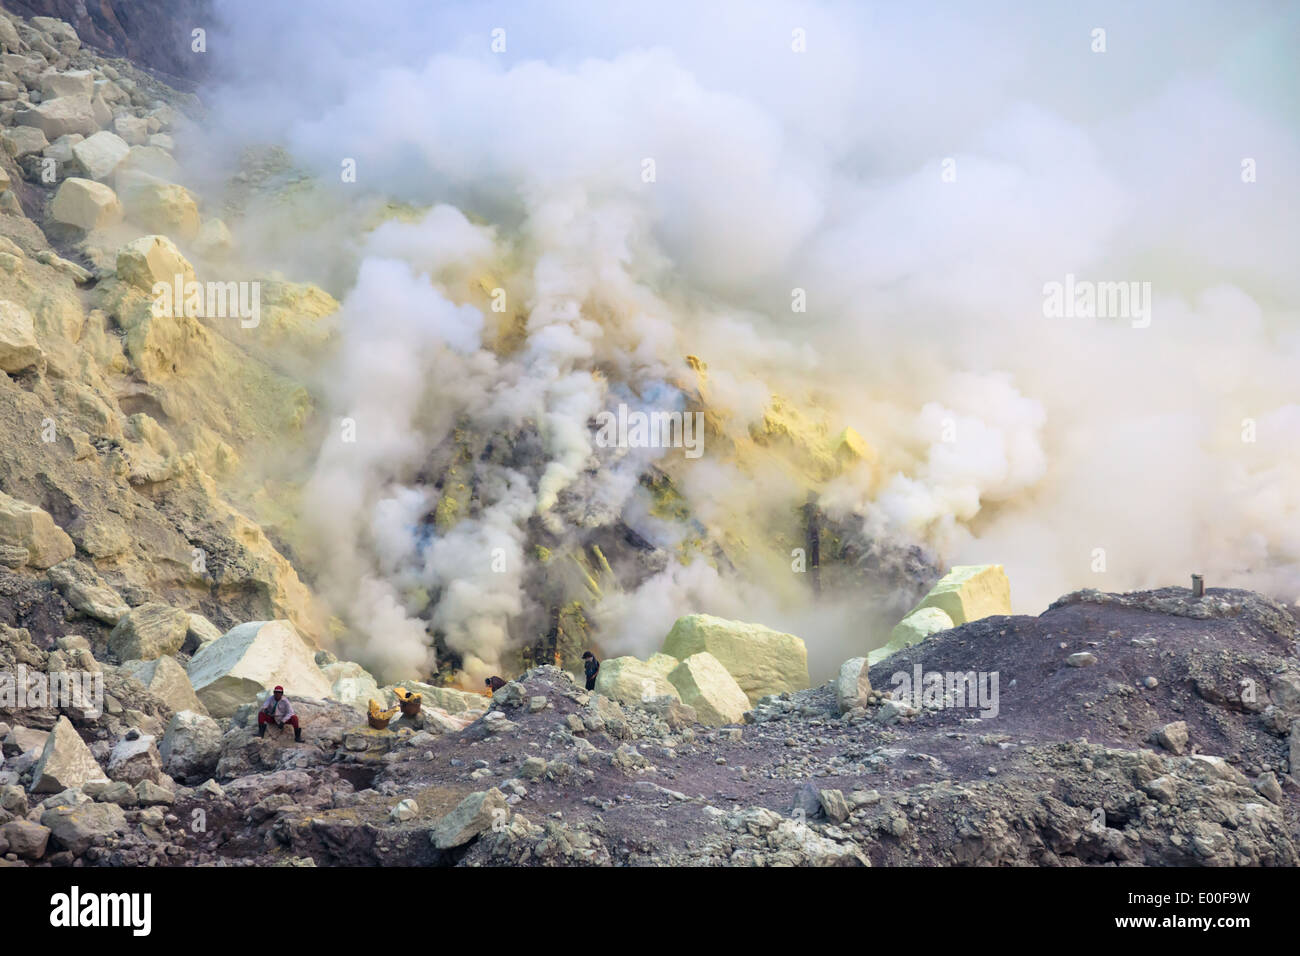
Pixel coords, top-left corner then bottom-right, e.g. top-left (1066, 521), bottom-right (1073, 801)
top-left (0, 2), bottom-right (1296, 890)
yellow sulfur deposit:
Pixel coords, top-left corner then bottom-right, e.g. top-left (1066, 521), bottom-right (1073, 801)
top-left (909, 564), bottom-right (1011, 626)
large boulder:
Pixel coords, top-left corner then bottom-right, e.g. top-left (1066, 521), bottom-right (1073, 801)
top-left (594, 656), bottom-right (681, 707)
top-left (323, 660), bottom-right (381, 707)
top-left (112, 114), bottom-right (149, 145)
top-left (907, 564), bottom-right (1011, 626)
top-left (106, 733), bottom-right (162, 785)
top-left (835, 657), bottom-right (873, 713)
top-left (871, 606), bottom-right (955, 665)
top-left (157, 710), bottom-right (222, 781)
top-left (107, 603), bottom-right (189, 662)
top-left (50, 177), bottom-right (124, 230)
top-left (40, 802), bottom-right (126, 856)
top-left (662, 614), bottom-right (810, 705)
top-left (69, 131), bottom-right (129, 181)
top-left (0, 300), bottom-right (44, 375)
top-left (0, 489), bottom-right (73, 569)
top-left (1, 126), bottom-right (48, 158)
top-left (186, 620), bottom-right (331, 718)
top-left (119, 656), bottom-right (206, 715)
top-left (194, 218), bottom-right (233, 258)
top-left (431, 788), bottom-right (506, 848)
top-left (15, 95), bottom-right (99, 139)
top-left (29, 716), bottom-right (108, 793)
top-left (667, 652), bottom-right (750, 726)
top-left (184, 613), bottom-right (223, 652)
top-left (39, 70), bottom-right (94, 100)
top-left (114, 144), bottom-right (181, 183)
top-left (117, 171), bottom-right (200, 239)
top-left (3, 724), bottom-right (48, 758)
top-left (46, 559), bottom-right (130, 625)
top-left (115, 234), bottom-right (195, 292)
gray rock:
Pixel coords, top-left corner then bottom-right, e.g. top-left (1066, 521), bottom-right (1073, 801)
top-left (431, 788), bottom-right (506, 848)
top-left (1254, 771), bottom-right (1283, 804)
top-left (0, 784), bottom-right (25, 816)
top-left (390, 798), bottom-right (418, 822)
top-left (134, 779), bottom-right (173, 806)
top-left (106, 733), bottom-right (162, 785)
top-left (84, 779), bottom-right (137, 807)
top-left (819, 788), bottom-right (850, 823)
top-left (158, 710), bottom-right (222, 781)
top-left (28, 716), bottom-right (107, 793)
top-left (40, 801), bottom-right (126, 856)
top-left (2, 724), bottom-right (47, 758)
top-left (1066, 652), bottom-right (1098, 667)
top-left (108, 603), bottom-right (189, 661)
top-left (835, 657), bottom-right (872, 714)
top-left (1154, 720), bottom-right (1189, 756)
top-left (0, 819), bottom-right (49, 859)
top-left (791, 782), bottom-right (823, 820)
top-left (119, 656), bottom-right (206, 715)
top-left (519, 756), bottom-right (547, 780)
top-left (1269, 672), bottom-right (1300, 712)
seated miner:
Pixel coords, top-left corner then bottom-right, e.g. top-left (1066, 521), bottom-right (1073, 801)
top-left (485, 676), bottom-right (507, 693)
top-left (582, 651), bottom-right (599, 691)
top-left (257, 685), bottom-right (303, 742)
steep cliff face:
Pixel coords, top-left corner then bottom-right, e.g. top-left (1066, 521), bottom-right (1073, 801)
top-left (1, 0), bottom-right (210, 85)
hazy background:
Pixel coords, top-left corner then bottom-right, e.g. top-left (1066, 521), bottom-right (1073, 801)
top-left (180, 1), bottom-right (1299, 680)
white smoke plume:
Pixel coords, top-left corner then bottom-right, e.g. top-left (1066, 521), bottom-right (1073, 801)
top-left (191, 0), bottom-right (1299, 682)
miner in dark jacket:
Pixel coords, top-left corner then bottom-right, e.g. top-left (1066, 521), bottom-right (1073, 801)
top-left (582, 651), bottom-right (599, 691)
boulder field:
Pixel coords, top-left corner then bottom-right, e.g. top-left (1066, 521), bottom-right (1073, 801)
top-left (1, 585), bottom-right (1299, 867)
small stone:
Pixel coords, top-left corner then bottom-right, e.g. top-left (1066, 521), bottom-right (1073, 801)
top-left (818, 788), bottom-right (850, 823)
top-left (1154, 720), bottom-right (1189, 755)
top-left (1066, 652), bottom-right (1098, 667)
top-left (1254, 772), bottom-right (1283, 804)
top-left (390, 798), bottom-right (418, 822)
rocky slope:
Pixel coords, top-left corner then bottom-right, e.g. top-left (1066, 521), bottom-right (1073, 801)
top-left (0, 7), bottom-right (332, 661)
top-left (0, 9), bottom-right (1297, 870)
top-left (2, 584), bottom-right (1296, 867)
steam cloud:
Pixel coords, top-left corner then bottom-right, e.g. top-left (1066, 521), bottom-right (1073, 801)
top-left (192, 0), bottom-right (1300, 683)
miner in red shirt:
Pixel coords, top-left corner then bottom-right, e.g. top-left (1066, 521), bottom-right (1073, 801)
top-left (257, 685), bottom-right (303, 742)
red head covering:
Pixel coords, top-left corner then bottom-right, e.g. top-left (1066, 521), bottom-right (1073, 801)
top-left (274, 686), bottom-right (284, 693)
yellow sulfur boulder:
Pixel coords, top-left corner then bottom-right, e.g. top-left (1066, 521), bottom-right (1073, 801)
top-left (668, 652), bottom-right (750, 726)
top-left (663, 614), bottom-right (809, 705)
top-left (909, 564), bottom-right (1011, 626)
top-left (868, 606), bottom-right (954, 666)
top-left (593, 656), bottom-right (681, 706)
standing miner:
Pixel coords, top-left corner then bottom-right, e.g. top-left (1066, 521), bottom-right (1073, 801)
top-left (582, 651), bottom-right (600, 691)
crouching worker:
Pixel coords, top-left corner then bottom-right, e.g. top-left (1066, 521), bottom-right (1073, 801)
top-left (257, 685), bottom-right (302, 742)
